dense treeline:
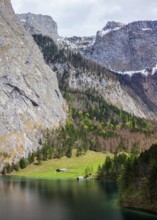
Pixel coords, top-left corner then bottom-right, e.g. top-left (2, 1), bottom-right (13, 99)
top-left (97, 143), bottom-right (157, 213)
top-left (33, 34), bottom-right (68, 64)
top-left (96, 137), bottom-right (140, 180)
top-left (33, 34), bottom-right (63, 63)
top-left (2, 154), bottom-right (34, 175)
top-left (120, 143), bottom-right (157, 213)
top-left (97, 153), bottom-right (128, 181)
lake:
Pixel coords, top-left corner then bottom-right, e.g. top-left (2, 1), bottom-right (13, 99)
top-left (0, 177), bottom-right (157, 220)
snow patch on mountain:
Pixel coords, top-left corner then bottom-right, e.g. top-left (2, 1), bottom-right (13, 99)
top-left (116, 64), bottom-right (157, 76)
top-left (98, 27), bottom-right (122, 37)
top-left (152, 64), bottom-right (157, 75)
top-left (20, 19), bottom-right (26, 22)
top-left (141, 28), bottom-right (152, 31)
top-left (58, 36), bottom-right (95, 52)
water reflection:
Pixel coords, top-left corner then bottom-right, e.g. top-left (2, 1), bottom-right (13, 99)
top-left (0, 177), bottom-right (156, 220)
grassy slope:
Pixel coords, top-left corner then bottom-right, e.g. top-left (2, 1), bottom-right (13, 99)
top-left (12, 151), bottom-right (107, 179)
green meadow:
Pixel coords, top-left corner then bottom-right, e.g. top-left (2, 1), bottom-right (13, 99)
top-left (12, 150), bottom-right (108, 179)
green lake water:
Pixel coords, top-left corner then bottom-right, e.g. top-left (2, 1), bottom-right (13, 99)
top-left (0, 177), bottom-right (157, 220)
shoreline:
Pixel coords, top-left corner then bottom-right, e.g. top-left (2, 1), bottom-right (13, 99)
top-left (121, 202), bottom-right (157, 217)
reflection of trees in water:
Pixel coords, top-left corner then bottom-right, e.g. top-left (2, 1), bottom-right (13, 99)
top-left (0, 178), bottom-right (119, 219)
top-left (1, 178), bottom-right (153, 220)
top-left (0, 177), bottom-right (117, 202)
top-left (17, 179), bottom-right (106, 203)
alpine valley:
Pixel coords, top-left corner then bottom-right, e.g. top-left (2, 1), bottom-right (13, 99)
top-left (1, 0), bottom-right (157, 217)
top-left (16, 12), bottom-right (157, 214)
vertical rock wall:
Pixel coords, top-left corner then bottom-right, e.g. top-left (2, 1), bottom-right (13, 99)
top-left (0, 0), bottom-right (66, 168)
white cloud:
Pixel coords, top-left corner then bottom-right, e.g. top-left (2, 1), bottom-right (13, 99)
top-left (11, 0), bottom-right (157, 37)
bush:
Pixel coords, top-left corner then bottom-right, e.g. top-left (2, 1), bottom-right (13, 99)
top-left (19, 157), bottom-right (28, 169)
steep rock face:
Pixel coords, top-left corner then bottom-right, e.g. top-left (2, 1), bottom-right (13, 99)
top-left (17, 13), bottom-right (59, 41)
top-left (118, 72), bottom-right (157, 114)
top-left (0, 0), bottom-right (66, 169)
top-left (84, 21), bottom-right (157, 72)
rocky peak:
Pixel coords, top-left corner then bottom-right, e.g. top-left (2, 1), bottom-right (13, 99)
top-left (17, 13), bottom-right (59, 41)
top-left (103, 21), bottom-right (124, 31)
top-left (84, 20), bottom-right (157, 73)
top-left (96, 21), bottom-right (124, 38)
top-left (0, 0), bottom-right (66, 169)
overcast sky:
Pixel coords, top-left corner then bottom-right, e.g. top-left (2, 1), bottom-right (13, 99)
top-left (11, 0), bottom-right (157, 37)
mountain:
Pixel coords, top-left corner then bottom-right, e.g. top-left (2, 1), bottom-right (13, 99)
top-left (17, 13), bottom-right (59, 42)
top-left (17, 13), bottom-right (157, 120)
top-left (84, 20), bottom-right (157, 74)
top-left (79, 21), bottom-right (157, 119)
top-left (0, 0), bottom-right (66, 170)
top-left (83, 20), bottom-right (157, 119)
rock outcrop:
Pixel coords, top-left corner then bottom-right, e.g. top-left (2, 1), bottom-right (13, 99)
top-left (0, 0), bottom-right (66, 169)
top-left (59, 36), bottom-right (95, 52)
top-left (17, 13), bottom-right (59, 41)
top-left (84, 21), bottom-right (157, 73)
top-left (118, 72), bottom-right (157, 115)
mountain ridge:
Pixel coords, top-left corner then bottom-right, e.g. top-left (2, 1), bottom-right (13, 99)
top-left (84, 20), bottom-right (157, 73)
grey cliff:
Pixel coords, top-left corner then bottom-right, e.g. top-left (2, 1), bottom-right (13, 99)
top-left (0, 0), bottom-right (66, 169)
top-left (17, 13), bottom-right (59, 41)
